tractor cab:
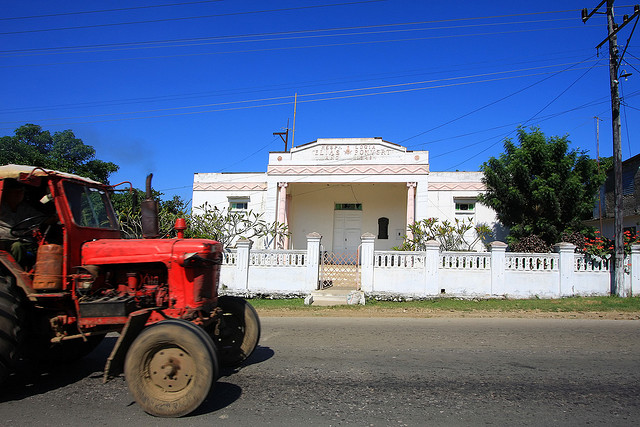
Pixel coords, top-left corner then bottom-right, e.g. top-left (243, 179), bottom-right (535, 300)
top-left (0, 164), bottom-right (120, 292)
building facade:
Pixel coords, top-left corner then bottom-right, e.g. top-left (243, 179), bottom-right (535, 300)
top-left (586, 153), bottom-right (640, 237)
top-left (193, 137), bottom-right (500, 251)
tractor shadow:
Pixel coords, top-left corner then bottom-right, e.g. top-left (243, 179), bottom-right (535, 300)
top-left (0, 335), bottom-right (119, 403)
top-left (1, 337), bottom-right (275, 416)
top-left (191, 345), bottom-right (275, 416)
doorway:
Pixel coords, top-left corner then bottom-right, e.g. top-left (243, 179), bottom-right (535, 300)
top-left (333, 210), bottom-right (362, 254)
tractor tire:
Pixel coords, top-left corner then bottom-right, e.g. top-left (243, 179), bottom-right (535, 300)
top-left (124, 319), bottom-right (219, 418)
top-left (210, 296), bottom-right (261, 367)
top-left (0, 276), bottom-right (26, 385)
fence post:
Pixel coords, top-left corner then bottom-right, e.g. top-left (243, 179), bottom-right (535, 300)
top-left (554, 242), bottom-right (576, 297)
top-left (631, 244), bottom-right (640, 297)
top-left (490, 241), bottom-right (507, 296)
top-left (306, 232), bottom-right (322, 291)
top-left (360, 233), bottom-right (376, 292)
top-left (236, 238), bottom-right (251, 290)
top-left (424, 240), bottom-right (440, 295)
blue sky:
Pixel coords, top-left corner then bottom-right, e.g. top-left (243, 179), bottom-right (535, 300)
top-left (1, 0), bottom-right (638, 206)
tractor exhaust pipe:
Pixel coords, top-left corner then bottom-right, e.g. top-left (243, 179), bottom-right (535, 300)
top-left (140, 174), bottom-right (159, 239)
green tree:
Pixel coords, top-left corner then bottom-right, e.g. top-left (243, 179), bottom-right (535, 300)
top-left (0, 124), bottom-right (118, 183)
top-left (111, 189), bottom-right (189, 239)
top-left (478, 127), bottom-right (605, 246)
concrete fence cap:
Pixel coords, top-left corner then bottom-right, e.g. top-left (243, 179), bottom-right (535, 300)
top-left (489, 241), bottom-right (508, 248)
top-left (554, 242), bottom-right (576, 252)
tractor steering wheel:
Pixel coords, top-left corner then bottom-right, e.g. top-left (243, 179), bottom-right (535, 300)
top-left (10, 215), bottom-right (49, 238)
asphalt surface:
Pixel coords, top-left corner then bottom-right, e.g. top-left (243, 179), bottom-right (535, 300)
top-left (1, 317), bottom-right (639, 426)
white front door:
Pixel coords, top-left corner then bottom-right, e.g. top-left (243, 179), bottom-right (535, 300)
top-left (333, 211), bottom-right (362, 254)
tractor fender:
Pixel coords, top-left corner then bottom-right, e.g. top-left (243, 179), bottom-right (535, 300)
top-left (103, 308), bottom-right (153, 382)
top-left (0, 251), bottom-right (35, 297)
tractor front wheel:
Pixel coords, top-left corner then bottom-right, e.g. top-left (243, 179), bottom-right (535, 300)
top-left (124, 319), bottom-right (219, 417)
top-left (211, 296), bottom-right (261, 367)
top-left (0, 276), bottom-right (25, 385)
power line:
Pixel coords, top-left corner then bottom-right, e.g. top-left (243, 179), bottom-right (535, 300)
top-left (215, 137), bottom-right (281, 173)
top-left (0, 25), bottom-right (594, 68)
top-left (0, 1), bottom-right (387, 35)
top-left (0, 50), bottom-right (599, 115)
top-left (0, 1), bottom-right (224, 21)
top-left (399, 55), bottom-right (600, 144)
top-left (519, 60), bottom-right (600, 124)
top-left (407, 92), bottom-right (622, 149)
top-left (443, 54), bottom-right (604, 171)
top-left (0, 62), bottom-right (604, 127)
top-left (0, 17), bottom-right (578, 57)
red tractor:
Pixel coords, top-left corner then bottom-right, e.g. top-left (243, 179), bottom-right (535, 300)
top-left (0, 165), bottom-right (260, 417)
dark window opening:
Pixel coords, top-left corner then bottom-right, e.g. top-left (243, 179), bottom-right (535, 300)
top-left (378, 217), bottom-right (389, 239)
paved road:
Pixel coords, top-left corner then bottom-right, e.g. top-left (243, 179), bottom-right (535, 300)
top-left (2, 317), bottom-right (639, 426)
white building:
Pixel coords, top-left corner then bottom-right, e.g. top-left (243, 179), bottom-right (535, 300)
top-left (193, 137), bottom-right (501, 251)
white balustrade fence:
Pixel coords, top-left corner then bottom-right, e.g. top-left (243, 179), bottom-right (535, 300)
top-left (220, 234), bottom-right (639, 298)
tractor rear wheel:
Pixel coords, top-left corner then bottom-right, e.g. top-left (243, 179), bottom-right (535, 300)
top-left (124, 319), bottom-right (218, 418)
top-left (211, 296), bottom-right (261, 367)
top-left (0, 276), bottom-right (26, 385)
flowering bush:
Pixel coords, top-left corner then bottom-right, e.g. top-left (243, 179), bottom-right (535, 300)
top-left (583, 230), bottom-right (640, 259)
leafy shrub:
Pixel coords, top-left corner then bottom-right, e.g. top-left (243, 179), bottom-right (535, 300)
top-left (508, 235), bottom-right (551, 253)
top-left (394, 217), bottom-right (492, 252)
top-left (560, 230), bottom-right (586, 252)
top-left (187, 203), bottom-right (289, 248)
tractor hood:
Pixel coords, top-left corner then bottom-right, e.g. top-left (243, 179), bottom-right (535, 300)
top-left (81, 238), bottom-right (222, 266)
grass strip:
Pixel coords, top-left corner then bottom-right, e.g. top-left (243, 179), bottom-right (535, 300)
top-left (248, 296), bottom-right (640, 313)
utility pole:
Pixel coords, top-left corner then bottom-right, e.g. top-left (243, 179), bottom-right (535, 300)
top-left (273, 118), bottom-right (290, 152)
top-left (606, 0), bottom-right (624, 297)
top-left (292, 93), bottom-right (298, 149)
top-left (594, 116), bottom-right (604, 233)
top-left (582, 1), bottom-right (640, 296)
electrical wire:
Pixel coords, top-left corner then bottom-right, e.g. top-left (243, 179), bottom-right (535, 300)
top-left (181, 90), bottom-right (640, 200)
top-left (0, 1), bottom-right (224, 21)
top-left (1, 18), bottom-right (578, 57)
top-left (0, 1), bottom-right (387, 35)
top-left (0, 63), bottom-right (604, 127)
top-left (0, 49), bottom-right (600, 116)
top-left (399, 55), bottom-right (600, 145)
top-left (444, 58), bottom-right (604, 171)
top-left (216, 137), bottom-right (281, 173)
top-left (0, 25), bottom-right (592, 69)
top-left (620, 84), bottom-right (635, 157)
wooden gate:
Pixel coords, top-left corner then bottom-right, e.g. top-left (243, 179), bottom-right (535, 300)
top-left (319, 246), bottom-right (360, 290)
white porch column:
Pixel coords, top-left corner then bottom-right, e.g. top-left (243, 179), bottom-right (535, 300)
top-left (406, 182), bottom-right (417, 240)
top-left (360, 233), bottom-right (376, 292)
top-left (277, 182), bottom-right (288, 249)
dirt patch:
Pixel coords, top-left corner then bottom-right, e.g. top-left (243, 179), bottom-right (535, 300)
top-left (256, 307), bottom-right (640, 320)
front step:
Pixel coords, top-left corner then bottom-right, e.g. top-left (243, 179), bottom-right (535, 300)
top-left (307, 289), bottom-right (365, 306)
